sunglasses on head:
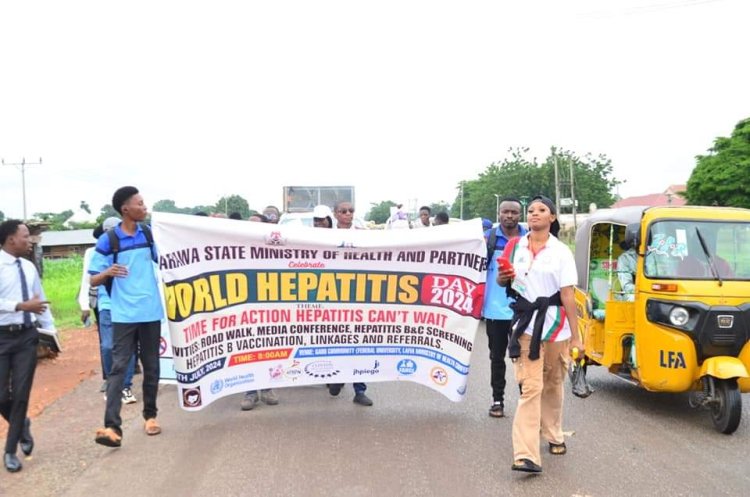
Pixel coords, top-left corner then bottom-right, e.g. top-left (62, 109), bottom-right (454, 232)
top-left (338, 208), bottom-right (354, 214)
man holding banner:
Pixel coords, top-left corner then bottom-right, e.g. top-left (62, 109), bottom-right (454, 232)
top-left (154, 211), bottom-right (486, 413)
top-left (327, 203), bottom-right (372, 406)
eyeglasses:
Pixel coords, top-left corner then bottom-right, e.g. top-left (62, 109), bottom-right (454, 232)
top-left (337, 208), bottom-right (355, 214)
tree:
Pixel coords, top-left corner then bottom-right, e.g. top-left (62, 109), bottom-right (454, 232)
top-left (429, 202), bottom-right (451, 215)
top-left (685, 118), bottom-right (750, 208)
top-left (191, 205), bottom-right (215, 215)
top-left (366, 200), bottom-right (397, 224)
top-left (215, 195), bottom-right (251, 219)
top-left (450, 147), bottom-right (620, 219)
top-left (80, 201), bottom-right (91, 214)
top-left (68, 220), bottom-right (97, 229)
top-left (34, 210), bottom-right (74, 231)
top-left (538, 148), bottom-right (619, 211)
top-left (0, 210), bottom-right (4, 222)
top-left (96, 204), bottom-right (119, 224)
top-left (152, 199), bottom-right (194, 214)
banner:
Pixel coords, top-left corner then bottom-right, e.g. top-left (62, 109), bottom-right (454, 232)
top-left (152, 213), bottom-right (486, 411)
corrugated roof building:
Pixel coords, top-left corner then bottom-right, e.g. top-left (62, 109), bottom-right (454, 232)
top-left (39, 229), bottom-right (96, 258)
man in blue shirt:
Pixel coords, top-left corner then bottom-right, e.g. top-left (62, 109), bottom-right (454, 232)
top-left (482, 198), bottom-right (526, 418)
top-left (90, 186), bottom-right (164, 447)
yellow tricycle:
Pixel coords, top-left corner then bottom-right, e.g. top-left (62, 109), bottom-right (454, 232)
top-left (574, 205), bottom-right (750, 433)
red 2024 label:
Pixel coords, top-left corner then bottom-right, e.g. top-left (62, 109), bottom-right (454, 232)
top-left (421, 275), bottom-right (484, 318)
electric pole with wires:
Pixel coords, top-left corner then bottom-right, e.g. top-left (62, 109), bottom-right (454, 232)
top-left (1, 157), bottom-right (43, 220)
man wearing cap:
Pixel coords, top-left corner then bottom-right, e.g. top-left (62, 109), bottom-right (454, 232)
top-left (313, 204), bottom-right (334, 228)
top-left (240, 212), bottom-right (280, 411)
top-left (262, 205), bottom-right (281, 224)
top-left (0, 219), bottom-right (56, 472)
top-left (78, 217), bottom-right (137, 402)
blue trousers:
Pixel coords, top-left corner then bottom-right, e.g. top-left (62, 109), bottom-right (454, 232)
top-left (98, 309), bottom-right (136, 389)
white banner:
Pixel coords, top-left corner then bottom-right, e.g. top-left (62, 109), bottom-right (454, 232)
top-left (152, 213), bottom-right (486, 411)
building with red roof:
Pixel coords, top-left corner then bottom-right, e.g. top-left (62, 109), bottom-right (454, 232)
top-left (611, 184), bottom-right (687, 208)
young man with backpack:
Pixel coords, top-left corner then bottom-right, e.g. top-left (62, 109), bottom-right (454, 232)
top-left (90, 186), bottom-right (164, 447)
top-left (78, 217), bottom-right (138, 403)
top-left (482, 197), bottom-right (526, 418)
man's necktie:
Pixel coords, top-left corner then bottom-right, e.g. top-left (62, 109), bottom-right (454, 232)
top-left (16, 259), bottom-right (33, 326)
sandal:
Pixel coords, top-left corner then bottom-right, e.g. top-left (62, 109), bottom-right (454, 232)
top-left (95, 427), bottom-right (122, 447)
top-left (549, 442), bottom-right (567, 455)
top-left (144, 418), bottom-right (162, 436)
top-left (511, 459), bottom-right (542, 473)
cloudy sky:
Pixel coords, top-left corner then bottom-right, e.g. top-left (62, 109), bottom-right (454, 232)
top-left (1, 0), bottom-right (748, 219)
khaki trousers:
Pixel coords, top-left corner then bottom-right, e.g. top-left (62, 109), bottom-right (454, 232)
top-left (511, 334), bottom-right (570, 466)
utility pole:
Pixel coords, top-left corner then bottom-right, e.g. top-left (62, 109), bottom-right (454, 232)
top-left (553, 150), bottom-right (561, 216)
top-left (1, 157), bottom-right (43, 220)
top-left (459, 181), bottom-right (464, 220)
top-left (569, 156), bottom-right (577, 230)
top-left (520, 195), bottom-right (529, 223)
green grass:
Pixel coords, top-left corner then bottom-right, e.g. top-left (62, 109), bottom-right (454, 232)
top-left (43, 256), bottom-right (84, 330)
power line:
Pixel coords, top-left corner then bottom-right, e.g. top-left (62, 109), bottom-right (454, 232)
top-left (1, 157), bottom-right (43, 220)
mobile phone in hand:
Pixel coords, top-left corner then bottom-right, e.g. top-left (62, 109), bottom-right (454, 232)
top-left (497, 256), bottom-right (513, 272)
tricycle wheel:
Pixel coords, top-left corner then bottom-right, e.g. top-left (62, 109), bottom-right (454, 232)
top-left (710, 379), bottom-right (741, 434)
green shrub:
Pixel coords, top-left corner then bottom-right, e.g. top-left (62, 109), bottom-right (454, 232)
top-left (43, 256), bottom-right (85, 330)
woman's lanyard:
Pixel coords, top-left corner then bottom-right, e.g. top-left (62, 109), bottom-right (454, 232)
top-left (524, 236), bottom-right (549, 276)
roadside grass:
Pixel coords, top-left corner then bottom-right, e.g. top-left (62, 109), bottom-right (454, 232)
top-left (43, 256), bottom-right (84, 330)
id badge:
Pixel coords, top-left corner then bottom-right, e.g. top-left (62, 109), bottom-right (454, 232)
top-left (511, 278), bottom-right (526, 295)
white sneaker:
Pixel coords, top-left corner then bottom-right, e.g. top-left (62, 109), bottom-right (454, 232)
top-left (122, 388), bottom-right (137, 404)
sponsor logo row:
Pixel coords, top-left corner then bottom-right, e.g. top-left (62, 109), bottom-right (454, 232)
top-left (181, 360), bottom-right (453, 407)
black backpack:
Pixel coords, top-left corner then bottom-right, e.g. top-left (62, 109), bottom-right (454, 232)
top-left (486, 228), bottom-right (498, 263)
top-left (104, 224), bottom-right (155, 296)
top-left (487, 228), bottom-right (522, 300)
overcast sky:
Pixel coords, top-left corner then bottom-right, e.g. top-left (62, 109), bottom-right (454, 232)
top-left (1, 0), bottom-right (748, 220)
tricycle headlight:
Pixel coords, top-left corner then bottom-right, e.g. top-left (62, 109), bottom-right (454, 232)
top-left (669, 306), bottom-right (690, 327)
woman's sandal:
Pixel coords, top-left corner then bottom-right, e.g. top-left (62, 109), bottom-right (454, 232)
top-left (511, 459), bottom-right (542, 473)
top-left (549, 442), bottom-right (567, 455)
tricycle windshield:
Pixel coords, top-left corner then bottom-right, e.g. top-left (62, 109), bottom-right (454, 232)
top-left (644, 220), bottom-right (750, 280)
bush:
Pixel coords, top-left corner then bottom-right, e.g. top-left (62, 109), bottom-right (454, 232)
top-left (43, 256), bottom-right (84, 330)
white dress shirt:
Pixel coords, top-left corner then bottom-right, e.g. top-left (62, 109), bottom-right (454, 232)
top-left (0, 249), bottom-right (56, 329)
top-left (77, 247), bottom-right (95, 311)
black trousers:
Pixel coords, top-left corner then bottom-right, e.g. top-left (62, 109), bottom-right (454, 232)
top-left (105, 321), bottom-right (160, 433)
top-left (0, 327), bottom-right (38, 453)
top-left (486, 319), bottom-right (511, 403)
top-left (92, 306), bottom-right (106, 381)
top-left (328, 383), bottom-right (366, 394)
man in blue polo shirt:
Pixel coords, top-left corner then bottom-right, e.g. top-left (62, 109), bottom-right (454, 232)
top-left (483, 197), bottom-right (526, 418)
top-left (90, 186), bottom-right (164, 447)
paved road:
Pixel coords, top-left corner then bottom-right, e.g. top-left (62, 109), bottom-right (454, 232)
top-left (2, 326), bottom-right (749, 497)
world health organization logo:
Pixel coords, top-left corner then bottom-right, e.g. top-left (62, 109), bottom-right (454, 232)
top-left (210, 378), bottom-right (224, 394)
top-left (397, 359), bottom-right (417, 375)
